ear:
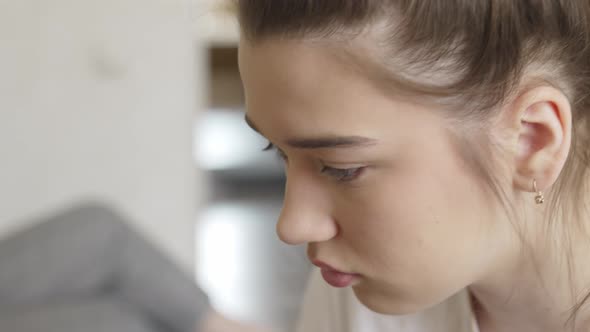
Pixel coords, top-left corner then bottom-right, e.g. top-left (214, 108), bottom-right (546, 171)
top-left (507, 86), bottom-right (572, 193)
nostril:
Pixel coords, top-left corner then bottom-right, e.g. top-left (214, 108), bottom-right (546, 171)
top-left (333, 221), bottom-right (341, 237)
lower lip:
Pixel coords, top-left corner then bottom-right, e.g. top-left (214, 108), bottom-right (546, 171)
top-left (320, 269), bottom-right (359, 288)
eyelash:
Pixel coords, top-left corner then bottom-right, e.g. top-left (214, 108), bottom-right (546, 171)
top-left (264, 142), bottom-right (288, 161)
top-left (263, 142), bottom-right (365, 182)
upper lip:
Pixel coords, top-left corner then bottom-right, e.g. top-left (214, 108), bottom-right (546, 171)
top-left (311, 259), bottom-right (356, 275)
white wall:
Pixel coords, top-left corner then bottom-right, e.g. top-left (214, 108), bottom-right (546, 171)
top-left (0, 0), bottom-right (203, 270)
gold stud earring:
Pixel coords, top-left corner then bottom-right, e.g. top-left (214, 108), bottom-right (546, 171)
top-left (533, 179), bottom-right (544, 204)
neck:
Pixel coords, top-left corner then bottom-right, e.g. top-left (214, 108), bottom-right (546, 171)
top-left (469, 201), bottom-right (590, 332)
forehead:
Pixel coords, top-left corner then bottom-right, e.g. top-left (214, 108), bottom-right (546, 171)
top-left (238, 40), bottom-right (398, 137)
top-left (238, 40), bottom-right (354, 108)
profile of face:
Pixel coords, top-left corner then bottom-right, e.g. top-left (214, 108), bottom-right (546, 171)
top-left (238, 40), bottom-right (518, 314)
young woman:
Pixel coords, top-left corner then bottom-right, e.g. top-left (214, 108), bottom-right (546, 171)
top-left (236, 1), bottom-right (590, 331)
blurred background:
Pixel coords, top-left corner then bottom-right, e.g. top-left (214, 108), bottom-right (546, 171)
top-left (0, 0), bottom-right (311, 331)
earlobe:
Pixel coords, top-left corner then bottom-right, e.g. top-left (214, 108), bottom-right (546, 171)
top-left (511, 86), bottom-right (572, 194)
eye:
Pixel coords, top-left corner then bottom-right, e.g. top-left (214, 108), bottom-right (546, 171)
top-left (320, 166), bottom-right (365, 182)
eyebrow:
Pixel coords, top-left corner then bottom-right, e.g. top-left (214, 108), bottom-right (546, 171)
top-left (244, 114), bottom-right (378, 149)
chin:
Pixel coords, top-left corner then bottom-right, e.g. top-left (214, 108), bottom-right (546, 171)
top-left (352, 284), bottom-right (428, 315)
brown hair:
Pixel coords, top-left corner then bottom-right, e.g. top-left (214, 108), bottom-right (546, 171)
top-left (237, 0), bottom-right (590, 328)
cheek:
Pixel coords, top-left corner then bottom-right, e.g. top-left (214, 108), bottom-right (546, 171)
top-left (339, 172), bottom-right (457, 271)
top-left (338, 162), bottom-right (478, 246)
top-left (334, 154), bottom-right (493, 305)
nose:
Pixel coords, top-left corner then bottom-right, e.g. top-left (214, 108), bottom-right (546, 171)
top-left (276, 173), bottom-right (338, 245)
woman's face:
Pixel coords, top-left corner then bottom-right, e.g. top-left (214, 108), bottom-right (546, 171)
top-left (238, 39), bottom-right (514, 314)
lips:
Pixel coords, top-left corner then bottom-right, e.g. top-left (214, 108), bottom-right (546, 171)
top-left (312, 260), bottom-right (360, 288)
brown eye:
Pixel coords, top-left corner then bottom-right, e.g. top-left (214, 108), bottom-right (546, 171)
top-left (320, 166), bottom-right (365, 182)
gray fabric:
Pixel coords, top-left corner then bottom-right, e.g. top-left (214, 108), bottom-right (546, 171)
top-left (0, 202), bottom-right (210, 332)
top-left (0, 297), bottom-right (159, 332)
